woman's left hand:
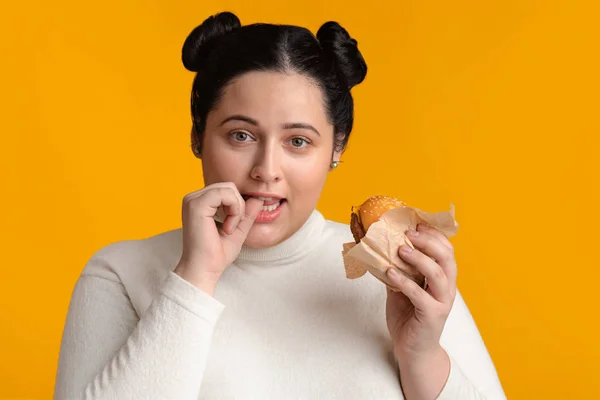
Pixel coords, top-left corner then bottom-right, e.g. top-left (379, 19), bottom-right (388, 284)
top-left (385, 222), bottom-right (457, 360)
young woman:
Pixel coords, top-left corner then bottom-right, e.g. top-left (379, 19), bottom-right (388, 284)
top-left (54, 12), bottom-right (506, 400)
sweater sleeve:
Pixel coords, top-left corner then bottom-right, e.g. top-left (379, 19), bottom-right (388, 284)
top-left (435, 290), bottom-right (507, 400)
top-left (54, 270), bottom-right (224, 400)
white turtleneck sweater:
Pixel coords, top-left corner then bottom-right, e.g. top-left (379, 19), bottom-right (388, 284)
top-left (54, 210), bottom-right (506, 399)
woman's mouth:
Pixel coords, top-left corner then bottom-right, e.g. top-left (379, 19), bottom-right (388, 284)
top-left (242, 195), bottom-right (286, 223)
top-left (260, 198), bottom-right (281, 212)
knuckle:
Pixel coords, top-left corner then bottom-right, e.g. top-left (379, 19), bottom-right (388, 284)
top-left (406, 280), bottom-right (421, 298)
top-left (435, 306), bottom-right (449, 319)
top-left (182, 195), bottom-right (195, 208)
top-left (430, 266), bottom-right (445, 281)
top-left (235, 190), bottom-right (244, 204)
top-left (441, 249), bottom-right (456, 265)
top-left (389, 269), bottom-right (406, 287)
top-left (216, 188), bottom-right (233, 202)
top-left (424, 237), bottom-right (438, 252)
top-left (404, 284), bottom-right (417, 299)
top-left (224, 182), bottom-right (239, 193)
top-left (447, 243), bottom-right (455, 255)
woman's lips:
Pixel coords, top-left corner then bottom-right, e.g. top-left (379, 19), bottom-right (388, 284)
top-left (241, 194), bottom-right (287, 223)
top-left (242, 194), bottom-right (285, 205)
top-left (255, 199), bottom-right (286, 223)
top-left (261, 198), bottom-right (280, 206)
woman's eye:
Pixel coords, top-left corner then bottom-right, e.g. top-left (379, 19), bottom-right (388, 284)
top-left (290, 137), bottom-right (309, 148)
top-left (231, 132), bottom-right (252, 142)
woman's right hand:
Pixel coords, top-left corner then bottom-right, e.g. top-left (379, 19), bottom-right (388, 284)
top-left (174, 182), bottom-right (264, 295)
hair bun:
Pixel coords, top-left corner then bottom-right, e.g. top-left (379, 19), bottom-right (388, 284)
top-left (182, 11), bottom-right (241, 72)
top-left (316, 21), bottom-right (367, 89)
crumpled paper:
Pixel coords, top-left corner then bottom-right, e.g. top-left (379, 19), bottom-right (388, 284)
top-left (341, 203), bottom-right (459, 292)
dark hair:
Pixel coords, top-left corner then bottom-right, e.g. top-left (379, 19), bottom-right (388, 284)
top-left (182, 11), bottom-right (367, 157)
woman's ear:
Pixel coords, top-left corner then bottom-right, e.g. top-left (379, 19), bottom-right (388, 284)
top-left (191, 126), bottom-right (202, 158)
top-left (333, 149), bottom-right (342, 162)
top-left (329, 150), bottom-right (343, 170)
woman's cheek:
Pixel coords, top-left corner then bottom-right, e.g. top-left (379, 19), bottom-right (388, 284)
top-left (203, 147), bottom-right (249, 183)
top-left (289, 156), bottom-right (329, 192)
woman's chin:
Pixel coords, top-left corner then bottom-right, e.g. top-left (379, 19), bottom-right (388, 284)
top-left (243, 225), bottom-right (288, 249)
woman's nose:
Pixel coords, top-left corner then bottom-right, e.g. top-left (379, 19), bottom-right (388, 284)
top-left (250, 148), bottom-right (282, 183)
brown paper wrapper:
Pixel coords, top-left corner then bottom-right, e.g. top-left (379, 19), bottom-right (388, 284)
top-left (341, 203), bottom-right (458, 292)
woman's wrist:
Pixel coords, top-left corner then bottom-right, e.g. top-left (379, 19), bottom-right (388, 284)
top-left (174, 261), bottom-right (221, 297)
top-left (396, 345), bottom-right (451, 400)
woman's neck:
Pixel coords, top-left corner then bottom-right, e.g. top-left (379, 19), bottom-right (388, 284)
top-left (235, 210), bottom-right (326, 266)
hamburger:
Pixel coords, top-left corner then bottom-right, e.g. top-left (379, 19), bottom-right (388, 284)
top-left (345, 195), bottom-right (456, 290)
top-left (350, 195), bottom-right (406, 243)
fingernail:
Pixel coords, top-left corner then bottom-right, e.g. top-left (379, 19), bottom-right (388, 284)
top-left (387, 268), bottom-right (399, 278)
top-left (407, 229), bottom-right (419, 236)
top-left (400, 245), bottom-right (413, 254)
top-left (418, 223), bottom-right (429, 230)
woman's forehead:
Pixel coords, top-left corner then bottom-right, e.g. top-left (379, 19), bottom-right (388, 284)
top-left (211, 71), bottom-right (330, 128)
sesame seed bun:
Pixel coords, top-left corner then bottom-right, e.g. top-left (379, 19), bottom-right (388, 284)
top-left (350, 195), bottom-right (406, 243)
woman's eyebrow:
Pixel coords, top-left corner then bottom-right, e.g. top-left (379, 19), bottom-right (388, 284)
top-left (282, 122), bottom-right (320, 136)
top-left (220, 115), bottom-right (259, 126)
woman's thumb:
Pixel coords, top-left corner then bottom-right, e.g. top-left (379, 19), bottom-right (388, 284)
top-left (232, 198), bottom-right (264, 241)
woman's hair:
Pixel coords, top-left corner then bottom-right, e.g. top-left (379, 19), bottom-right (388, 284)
top-left (181, 11), bottom-right (368, 157)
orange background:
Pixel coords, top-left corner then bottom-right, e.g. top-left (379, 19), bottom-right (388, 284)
top-left (1, 0), bottom-right (598, 398)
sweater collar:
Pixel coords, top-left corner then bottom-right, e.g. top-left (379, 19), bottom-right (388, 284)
top-left (235, 209), bottom-right (326, 265)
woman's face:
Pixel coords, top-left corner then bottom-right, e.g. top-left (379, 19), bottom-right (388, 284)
top-left (201, 71), bottom-right (341, 248)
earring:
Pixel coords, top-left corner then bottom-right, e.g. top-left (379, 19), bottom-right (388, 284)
top-left (330, 161), bottom-right (339, 169)
top-left (192, 144), bottom-right (201, 157)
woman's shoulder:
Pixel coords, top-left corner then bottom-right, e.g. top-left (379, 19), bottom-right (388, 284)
top-left (78, 228), bottom-right (183, 309)
top-left (83, 228), bottom-right (181, 274)
top-left (112, 226), bottom-right (182, 258)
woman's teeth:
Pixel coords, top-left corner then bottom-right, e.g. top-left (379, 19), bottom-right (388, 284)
top-left (261, 201), bottom-right (281, 212)
top-left (243, 195), bottom-right (283, 211)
